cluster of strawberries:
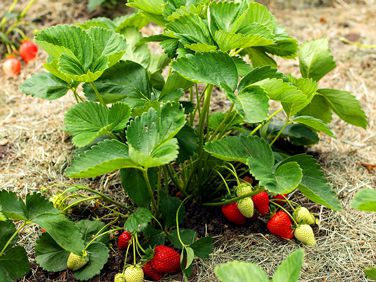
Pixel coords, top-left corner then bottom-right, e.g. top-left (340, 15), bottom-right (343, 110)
top-left (114, 231), bottom-right (181, 282)
top-left (2, 40), bottom-right (38, 77)
top-left (221, 180), bottom-right (317, 246)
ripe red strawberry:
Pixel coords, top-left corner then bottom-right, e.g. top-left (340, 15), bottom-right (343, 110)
top-left (221, 203), bottom-right (247, 225)
top-left (252, 192), bottom-right (270, 216)
top-left (267, 211), bottom-right (294, 240)
top-left (150, 245), bottom-right (181, 274)
top-left (143, 261), bottom-right (163, 281)
top-left (19, 40), bottom-right (38, 63)
top-left (118, 231), bottom-right (132, 251)
top-left (273, 194), bottom-right (288, 205)
top-left (3, 56), bottom-right (21, 77)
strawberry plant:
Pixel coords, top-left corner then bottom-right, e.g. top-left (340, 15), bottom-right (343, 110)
top-left (18, 0), bottom-right (368, 280)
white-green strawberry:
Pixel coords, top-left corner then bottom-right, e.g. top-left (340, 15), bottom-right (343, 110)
top-left (67, 251), bottom-right (89, 271)
top-left (293, 207), bottom-right (316, 225)
top-left (123, 265), bottom-right (144, 282)
top-left (236, 183), bottom-right (253, 197)
top-left (237, 198), bottom-right (254, 218)
top-left (294, 224), bottom-right (316, 246)
top-left (114, 273), bottom-right (126, 282)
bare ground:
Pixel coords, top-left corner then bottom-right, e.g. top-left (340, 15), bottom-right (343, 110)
top-left (0, 1), bottom-right (375, 281)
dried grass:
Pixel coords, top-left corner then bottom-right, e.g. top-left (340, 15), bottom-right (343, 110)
top-left (0, 1), bottom-right (375, 282)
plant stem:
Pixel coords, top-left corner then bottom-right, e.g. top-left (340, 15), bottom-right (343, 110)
top-left (0, 0), bottom-right (19, 31)
top-left (89, 82), bottom-right (106, 106)
top-left (202, 187), bottom-right (265, 206)
top-left (123, 241), bottom-right (132, 272)
top-left (75, 186), bottom-right (128, 210)
top-left (135, 234), bottom-right (146, 254)
top-left (142, 169), bottom-right (158, 214)
top-left (19, 0), bottom-right (36, 19)
top-left (270, 121), bottom-right (290, 146)
top-left (0, 221), bottom-right (28, 255)
top-left (216, 170), bottom-right (231, 196)
top-left (176, 196), bottom-right (192, 248)
top-left (209, 104), bottom-right (234, 141)
top-left (62, 196), bottom-right (101, 212)
top-left (84, 227), bottom-right (122, 251)
top-left (250, 108), bottom-right (283, 136)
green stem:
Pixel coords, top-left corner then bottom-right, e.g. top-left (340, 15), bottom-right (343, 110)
top-left (202, 187), bottom-right (265, 207)
top-left (123, 241), bottom-right (132, 272)
top-left (209, 104), bottom-right (234, 141)
top-left (132, 237), bottom-right (136, 265)
top-left (270, 202), bottom-right (298, 225)
top-left (75, 186), bottom-right (128, 210)
top-left (142, 169), bottom-right (158, 214)
top-left (0, 0), bottom-right (19, 31)
top-left (135, 234), bottom-right (146, 254)
top-left (176, 196), bottom-right (192, 248)
top-left (19, 0), bottom-right (36, 19)
top-left (90, 82), bottom-right (106, 106)
top-left (72, 88), bottom-right (84, 103)
top-left (85, 227), bottom-right (122, 251)
top-left (270, 121), bottom-right (290, 146)
top-left (0, 222), bottom-right (28, 255)
top-left (62, 196), bottom-right (100, 212)
top-left (215, 170), bottom-right (231, 196)
top-left (250, 108), bottom-right (283, 136)
top-left (198, 85), bottom-right (213, 143)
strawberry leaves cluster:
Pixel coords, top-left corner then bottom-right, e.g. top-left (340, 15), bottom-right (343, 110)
top-left (15, 0), bottom-right (369, 280)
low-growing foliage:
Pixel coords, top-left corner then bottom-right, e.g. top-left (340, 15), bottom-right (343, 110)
top-left (7, 0), bottom-right (369, 280)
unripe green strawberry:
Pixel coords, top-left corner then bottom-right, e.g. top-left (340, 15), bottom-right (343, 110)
top-left (236, 183), bottom-right (253, 197)
top-left (123, 265), bottom-right (144, 282)
top-left (237, 198), bottom-right (254, 218)
top-left (114, 273), bottom-right (126, 282)
top-left (67, 251), bottom-right (89, 271)
top-left (294, 224), bottom-right (316, 246)
top-left (293, 207), bottom-right (315, 225)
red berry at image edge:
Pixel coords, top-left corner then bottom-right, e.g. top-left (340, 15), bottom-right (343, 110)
top-left (267, 210), bottom-right (294, 239)
top-left (143, 261), bottom-right (163, 281)
top-left (19, 40), bottom-right (38, 63)
top-left (150, 245), bottom-right (181, 274)
top-left (221, 202), bottom-right (247, 225)
top-left (117, 231), bottom-right (132, 251)
top-left (252, 191), bottom-right (270, 216)
top-left (3, 56), bottom-right (21, 77)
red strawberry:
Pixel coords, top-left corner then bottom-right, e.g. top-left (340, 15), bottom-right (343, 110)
top-left (143, 261), bottom-right (163, 281)
top-left (19, 40), bottom-right (38, 63)
top-left (118, 231), bottom-right (132, 251)
top-left (267, 211), bottom-right (294, 239)
top-left (252, 192), bottom-right (270, 216)
top-left (273, 194), bottom-right (288, 205)
top-left (150, 245), bottom-right (181, 274)
top-left (221, 203), bottom-right (247, 225)
top-left (3, 56), bottom-right (21, 77)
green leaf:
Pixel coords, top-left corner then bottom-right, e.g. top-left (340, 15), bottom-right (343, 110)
top-left (293, 116), bottom-right (334, 137)
top-left (298, 95), bottom-right (332, 123)
top-left (33, 213), bottom-right (85, 254)
top-left (159, 192), bottom-right (185, 228)
top-left (25, 193), bottom-right (60, 220)
top-left (299, 39), bottom-right (336, 81)
top-left (0, 191), bottom-right (26, 220)
top-left (87, 0), bottom-right (106, 12)
top-left (246, 47), bottom-right (277, 68)
top-left (172, 52), bottom-right (238, 92)
top-left (0, 246), bottom-right (29, 282)
top-left (120, 168), bottom-right (153, 207)
top-left (64, 102), bottom-right (131, 147)
top-left (78, 17), bottom-right (117, 30)
top-left (264, 28), bottom-right (298, 58)
top-left (20, 72), bottom-right (71, 100)
top-left (281, 154), bottom-right (342, 211)
top-left (204, 136), bottom-right (257, 164)
top-left (238, 66), bottom-right (283, 92)
top-left (282, 124), bottom-right (320, 146)
top-left (76, 220), bottom-right (108, 245)
top-left (208, 1), bottom-right (247, 33)
top-left (318, 89), bottom-right (368, 128)
top-left (161, 71), bottom-right (193, 102)
top-left (125, 208), bottom-right (153, 233)
top-left (176, 125), bottom-right (199, 163)
top-left (114, 13), bottom-right (149, 32)
top-left (273, 162), bottom-right (303, 194)
top-left (167, 14), bottom-right (213, 45)
top-left (215, 261), bottom-right (269, 282)
top-left (84, 61), bottom-right (151, 106)
top-left (0, 221), bottom-right (16, 251)
top-left (235, 86), bottom-right (269, 124)
top-left (254, 78), bottom-right (306, 104)
top-left (127, 103), bottom-right (186, 168)
top-left (365, 267), bottom-right (376, 280)
top-left (74, 242), bottom-right (109, 281)
top-left (121, 28), bottom-right (151, 69)
top-left (351, 189), bottom-right (376, 212)
top-left (66, 140), bottom-right (138, 178)
top-left (184, 247), bottom-right (195, 269)
top-left (127, 0), bottom-right (165, 16)
top-left (272, 248), bottom-right (304, 282)
top-left (35, 233), bottom-right (69, 272)
top-left (208, 112), bottom-right (242, 131)
top-left (191, 237), bottom-right (213, 259)
top-left (168, 229), bottom-right (196, 249)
